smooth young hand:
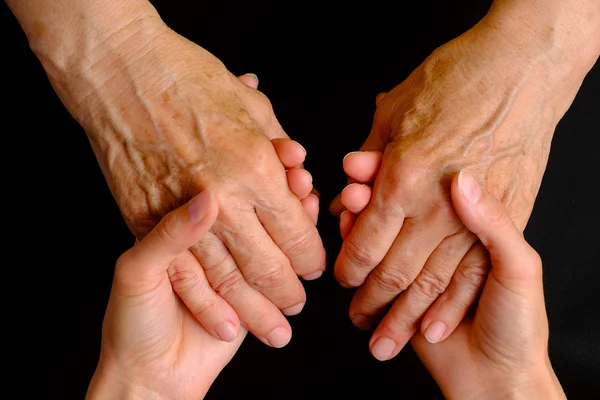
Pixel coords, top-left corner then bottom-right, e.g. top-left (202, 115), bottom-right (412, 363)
top-left (86, 190), bottom-right (243, 400)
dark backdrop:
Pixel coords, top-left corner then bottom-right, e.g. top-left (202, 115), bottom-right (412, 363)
top-left (2, 1), bottom-right (598, 399)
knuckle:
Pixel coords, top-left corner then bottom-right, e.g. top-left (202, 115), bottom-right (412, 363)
top-left (487, 204), bottom-right (512, 230)
top-left (344, 239), bottom-right (380, 269)
top-left (247, 264), bottom-right (287, 290)
top-left (168, 265), bottom-right (202, 294)
top-left (412, 269), bottom-right (449, 300)
top-left (213, 269), bottom-right (245, 298)
top-left (353, 294), bottom-right (385, 315)
top-left (380, 313), bottom-right (416, 336)
top-left (456, 258), bottom-right (489, 290)
top-left (156, 213), bottom-right (180, 243)
top-left (281, 230), bottom-right (318, 260)
top-left (371, 266), bottom-right (412, 293)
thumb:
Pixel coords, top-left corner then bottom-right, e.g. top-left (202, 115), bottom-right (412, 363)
top-left (120, 189), bottom-right (219, 279)
top-left (451, 170), bottom-right (541, 283)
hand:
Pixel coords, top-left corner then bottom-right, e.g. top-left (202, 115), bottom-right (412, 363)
top-left (329, 10), bottom-right (593, 359)
top-left (338, 165), bottom-right (565, 399)
top-left (86, 190), bottom-right (244, 400)
top-left (46, 17), bottom-right (326, 347)
top-left (412, 171), bottom-right (565, 399)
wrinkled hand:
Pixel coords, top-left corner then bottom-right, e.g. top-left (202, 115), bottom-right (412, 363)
top-left (330, 21), bottom-right (566, 359)
top-left (87, 190), bottom-right (242, 400)
top-left (338, 168), bottom-right (565, 398)
top-left (63, 24), bottom-right (326, 347)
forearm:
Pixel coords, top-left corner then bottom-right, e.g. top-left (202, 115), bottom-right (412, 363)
top-left (5, 0), bottom-right (169, 118)
top-left (482, 0), bottom-right (600, 114)
top-left (5, 0), bottom-right (162, 70)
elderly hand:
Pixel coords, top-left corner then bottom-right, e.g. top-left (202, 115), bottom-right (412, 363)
top-left (7, 0), bottom-right (326, 348)
top-left (331, 0), bottom-right (600, 360)
top-left (338, 163), bottom-right (565, 398)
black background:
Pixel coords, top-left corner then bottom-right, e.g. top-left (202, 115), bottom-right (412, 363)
top-left (2, 1), bottom-right (599, 398)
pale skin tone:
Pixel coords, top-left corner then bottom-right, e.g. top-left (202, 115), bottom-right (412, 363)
top-left (5, 0), bottom-right (325, 348)
top-left (330, 0), bottom-right (600, 360)
top-left (87, 174), bottom-right (566, 400)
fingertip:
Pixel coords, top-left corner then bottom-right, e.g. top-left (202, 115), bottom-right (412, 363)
top-left (340, 183), bottom-right (371, 214)
top-left (340, 210), bottom-right (357, 240)
top-left (301, 194), bottom-right (320, 225)
top-left (272, 138), bottom-right (307, 168)
top-left (188, 189), bottom-right (215, 223)
top-left (287, 168), bottom-right (313, 199)
top-left (266, 327), bottom-right (292, 348)
top-left (238, 73), bottom-right (259, 89)
top-left (215, 321), bottom-right (240, 342)
top-left (422, 321), bottom-right (448, 344)
top-left (343, 151), bottom-right (383, 183)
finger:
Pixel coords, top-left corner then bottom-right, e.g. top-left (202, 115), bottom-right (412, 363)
top-left (287, 168), bottom-right (313, 200)
top-left (238, 73), bottom-right (259, 89)
top-left (452, 170), bottom-right (541, 282)
top-left (168, 251), bottom-right (241, 342)
top-left (334, 150), bottom-right (406, 287)
top-left (340, 183), bottom-right (372, 214)
top-left (219, 213), bottom-right (307, 314)
top-left (375, 92), bottom-right (387, 106)
top-left (420, 242), bottom-right (489, 343)
top-left (122, 190), bottom-right (218, 279)
top-left (329, 193), bottom-right (345, 217)
top-left (272, 138), bottom-right (307, 169)
top-left (340, 211), bottom-right (357, 240)
top-left (364, 231), bottom-right (476, 361)
top-left (191, 236), bottom-right (293, 348)
top-left (257, 191), bottom-right (326, 279)
top-left (348, 217), bottom-right (445, 328)
top-left (343, 151), bottom-right (383, 183)
top-left (301, 194), bottom-right (320, 226)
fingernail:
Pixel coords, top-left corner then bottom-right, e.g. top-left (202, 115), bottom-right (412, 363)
top-left (343, 151), bottom-right (359, 163)
top-left (339, 281), bottom-right (352, 289)
top-left (215, 321), bottom-right (237, 342)
top-left (294, 140), bottom-right (307, 156)
top-left (302, 270), bottom-right (323, 280)
top-left (306, 170), bottom-right (313, 184)
top-left (424, 321), bottom-right (447, 344)
top-left (371, 337), bottom-right (397, 361)
top-left (351, 314), bottom-right (372, 330)
top-left (188, 189), bottom-right (213, 223)
top-left (458, 170), bottom-right (481, 204)
top-left (245, 73), bottom-right (259, 86)
top-left (267, 327), bottom-right (291, 348)
top-left (308, 193), bottom-right (320, 203)
top-left (282, 303), bottom-right (305, 316)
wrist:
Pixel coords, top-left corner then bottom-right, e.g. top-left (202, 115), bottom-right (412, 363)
top-left (461, 362), bottom-right (565, 400)
top-left (86, 363), bottom-right (169, 400)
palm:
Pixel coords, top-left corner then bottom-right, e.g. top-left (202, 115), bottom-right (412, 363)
top-left (102, 251), bottom-right (245, 400)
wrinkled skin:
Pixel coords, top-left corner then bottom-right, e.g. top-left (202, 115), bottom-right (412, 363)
top-left (49, 23), bottom-right (326, 347)
top-left (330, 18), bottom-right (586, 359)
